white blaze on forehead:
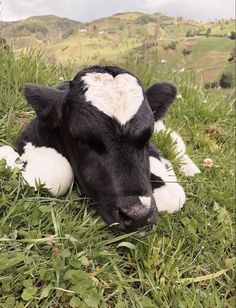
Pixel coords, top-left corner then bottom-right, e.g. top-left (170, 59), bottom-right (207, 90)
top-left (82, 72), bottom-right (144, 125)
top-left (139, 196), bottom-right (151, 208)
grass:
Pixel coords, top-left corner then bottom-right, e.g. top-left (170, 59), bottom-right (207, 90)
top-left (0, 48), bottom-right (235, 307)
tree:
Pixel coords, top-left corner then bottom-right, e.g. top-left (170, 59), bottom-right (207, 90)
top-left (182, 48), bottom-right (192, 56)
top-left (164, 41), bottom-right (178, 51)
top-left (206, 28), bottom-right (211, 37)
top-left (186, 30), bottom-right (195, 37)
top-left (135, 15), bottom-right (156, 25)
top-left (0, 37), bottom-right (10, 52)
top-left (219, 72), bottom-right (233, 88)
top-left (229, 31), bottom-right (236, 40)
top-left (228, 48), bottom-right (236, 63)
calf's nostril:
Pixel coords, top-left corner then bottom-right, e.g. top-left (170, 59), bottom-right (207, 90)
top-left (117, 208), bottom-right (133, 226)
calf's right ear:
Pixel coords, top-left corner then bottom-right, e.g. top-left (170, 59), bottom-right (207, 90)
top-left (146, 82), bottom-right (177, 121)
top-left (22, 83), bottom-right (67, 127)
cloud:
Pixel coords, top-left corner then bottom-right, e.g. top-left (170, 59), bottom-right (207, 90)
top-left (2, 0), bottom-right (235, 22)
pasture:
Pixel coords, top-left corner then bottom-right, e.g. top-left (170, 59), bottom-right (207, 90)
top-left (0, 48), bottom-right (235, 307)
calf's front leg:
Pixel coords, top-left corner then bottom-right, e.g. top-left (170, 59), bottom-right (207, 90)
top-left (149, 146), bottom-right (186, 213)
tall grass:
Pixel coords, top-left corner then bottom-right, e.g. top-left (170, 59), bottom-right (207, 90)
top-left (0, 48), bottom-right (235, 307)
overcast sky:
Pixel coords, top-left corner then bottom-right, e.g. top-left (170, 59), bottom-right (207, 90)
top-left (1, 0), bottom-right (235, 22)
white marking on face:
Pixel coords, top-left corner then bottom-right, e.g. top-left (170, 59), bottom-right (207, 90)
top-left (139, 196), bottom-right (151, 208)
top-left (20, 143), bottom-right (74, 196)
top-left (0, 145), bottom-right (21, 169)
top-left (82, 72), bottom-right (144, 125)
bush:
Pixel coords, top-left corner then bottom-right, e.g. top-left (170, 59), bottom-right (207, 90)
top-left (135, 15), bottom-right (156, 25)
top-left (182, 48), bottom-right (192, 56)
top-left (164, 41), bottom-right (178, 51)
top-left (206, 28), bottom-right (211, 37)
top-left (204, 81), bottom-right (219, 89)
top-left (219, 72), bottom-right (234, 88)
top-left (228, 31), bottom-right (236, 40)
top-left (16, 22), bottom-right (48, 35)
top-left (0, 37), bottom-right (10, 52)
top-left (186, 30), bottom-right (196, 37)
top-left (62, 29), bottom-right (75, 40)
top-left (228, 48), bottom-right (236, 63)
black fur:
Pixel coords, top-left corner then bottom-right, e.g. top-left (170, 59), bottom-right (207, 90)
top-left (16, 65), bottom-right (176, 232)
top-left (146, 82), bottom-right (177, 121)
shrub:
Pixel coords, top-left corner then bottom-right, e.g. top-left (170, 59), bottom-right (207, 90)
top-left (182, 48), bottom-right (192, 56)
top-left (135, 15), bottom-right (156, 25)
top-left (228, 31), bottom-right (236, 40)
top-left (206, 28), bottom-right (211, 37)
top-left (228, 48), bottom-right (236, 63)
top-left (0, 37), bottom-right (10, 53)
top-left (204, 81), bottom-right (219, 89)
top-left (164, 41), bottom-right (178, 51)
top-left (62, 29), bottom-right (75, 40)
top-left (16, 22), bottom-right (48, 35)
top-left (219, 72), bottom-right (234, 88)
top-left (186, 30), bottom-right (196, 37)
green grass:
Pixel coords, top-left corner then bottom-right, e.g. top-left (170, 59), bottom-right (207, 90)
top-left (0, 48), bottom-right (235, 307)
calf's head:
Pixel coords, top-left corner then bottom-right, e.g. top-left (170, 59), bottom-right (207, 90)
top-left (23, 66), bottom-right (176, 232)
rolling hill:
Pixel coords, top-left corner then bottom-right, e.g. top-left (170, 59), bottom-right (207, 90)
top-left (0, 13), bottom-right (235, 84)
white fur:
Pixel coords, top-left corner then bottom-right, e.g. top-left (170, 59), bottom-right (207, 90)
top-left (153, 182), bottom-right (186, 213)
top-left (0, 145), bottom-right (21, 168)
top-left (154, 120), bottom-right (167, 133)
top-left (82, 72), bottom-right (143, 125)
top-left (139, 196), bottom-right (151, 208)
top-left (20, 143), bottom-right (74, 196)
top-left (150, 156), bottom-right (186, 213)
top-left (170, 131), bottom-right (201, 176)
top-left (153, 121), bottom-right (201, 177)
top-left (160, 157), bottom-right (177, 181)
top-left (170, 131), bottom-right (186, 158)
top-left (179, 154), bottom-right (201, 177)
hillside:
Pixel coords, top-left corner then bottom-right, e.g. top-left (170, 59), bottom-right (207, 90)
top-left (0, 13), bottom-right (235, 84)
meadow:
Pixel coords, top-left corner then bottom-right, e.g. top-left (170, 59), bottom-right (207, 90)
top-left (0, 47), bottom-right (235, 307)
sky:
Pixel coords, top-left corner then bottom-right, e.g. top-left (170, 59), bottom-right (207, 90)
top-left (1, 0), bottom-right (235, 22)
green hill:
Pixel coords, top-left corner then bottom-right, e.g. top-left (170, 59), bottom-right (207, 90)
top-left (0, 13), bottom-right (235, 84)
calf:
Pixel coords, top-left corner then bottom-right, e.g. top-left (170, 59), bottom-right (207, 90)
top-left (1, 66), bottom-right (200, 232)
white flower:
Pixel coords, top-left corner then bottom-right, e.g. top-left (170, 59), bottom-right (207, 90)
top-left (59, 76), bottom-right (64, 81)
top-left (176, 93), bottom-right (183, 99)
top-left (203, 158), bottom-right (214, 168)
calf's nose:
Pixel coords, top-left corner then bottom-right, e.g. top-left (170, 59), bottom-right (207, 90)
top-left (113, 195), bottom-right (158, 232)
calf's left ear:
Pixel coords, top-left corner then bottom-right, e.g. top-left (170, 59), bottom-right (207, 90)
top-left (145, 82), bottom-right (177, 121)
top-left (22, 83), bottom-right (67, 127)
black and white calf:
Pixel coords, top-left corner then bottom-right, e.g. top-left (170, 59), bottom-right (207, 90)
top-left (0, 66), bottom-right (200, 232)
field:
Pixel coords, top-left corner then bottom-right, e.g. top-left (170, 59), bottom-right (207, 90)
top-left (1, 13), bottom-right (235, 85)
top-left (0, 45), bottom-right (235, 307)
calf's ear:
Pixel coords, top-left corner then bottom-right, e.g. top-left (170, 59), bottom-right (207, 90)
top-left (22, 83), bottom-right (67, 127)
top-left (145, 82), bottom-right (177, 121)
